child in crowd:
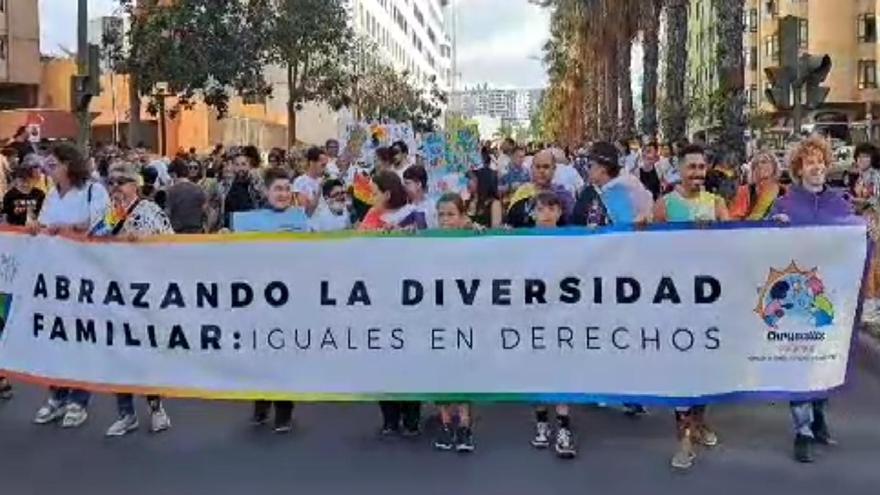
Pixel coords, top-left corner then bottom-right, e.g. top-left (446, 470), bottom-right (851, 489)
top-left (529, 192), bottom-right (577, 459)
top-left (248, 167), bottom-right (297, 432)
top-left (403, 165), bottom-right (438, 229)
top-left (3, 158), bottom-right (45, 227)
top-left (432, 193), bottom-right (475, 453)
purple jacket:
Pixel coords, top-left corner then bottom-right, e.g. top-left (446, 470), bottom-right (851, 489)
top-left (770, 185), bottom-right (855, 223)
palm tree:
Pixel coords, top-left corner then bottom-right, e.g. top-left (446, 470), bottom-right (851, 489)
top-left (663, 0), bottom-right (689, 144)
top-left (714, 0), bottom-right (746, 163)
top-left (640, 0), bottom-right (663, 139)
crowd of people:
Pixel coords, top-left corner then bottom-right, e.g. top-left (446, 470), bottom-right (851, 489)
top-left (0, 124), bottom-right (874, 470)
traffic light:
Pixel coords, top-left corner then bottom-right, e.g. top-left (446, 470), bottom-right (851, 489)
top-left (70, 75), bottom-right (93, 113)
top-left (798, 54), bottom-right (832, 110)
top-left (764, 66), bottom-right (796, 111)
top-left (70, 44), bottom-right (102, 114)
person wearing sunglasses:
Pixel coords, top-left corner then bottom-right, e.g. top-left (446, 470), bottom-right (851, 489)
top-left (32, 144), bottom-right (110, 429)
top-left (308, 179), bottom-right (352, 232)
top-left (97, 162), bottom-right (175, 437)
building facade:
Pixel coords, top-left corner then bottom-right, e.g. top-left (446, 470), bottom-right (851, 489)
top-left (746, 0), bottom-right (880, 140)
top-left (450, 85), bottom-right (544, 126)
top-left (0, 0), bottom-right (40, 109)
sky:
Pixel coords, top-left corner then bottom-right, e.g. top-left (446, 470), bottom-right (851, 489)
top-left (39, 0), bottom-right (549, 89)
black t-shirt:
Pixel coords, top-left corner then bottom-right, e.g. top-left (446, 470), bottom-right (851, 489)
top-left (570, 186), bottom-right (610, 227)
top-left (3, 187), bottom-right (45, 226)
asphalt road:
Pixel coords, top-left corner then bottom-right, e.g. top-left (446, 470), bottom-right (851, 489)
top-left (1, 343), bottom-right (879, 495)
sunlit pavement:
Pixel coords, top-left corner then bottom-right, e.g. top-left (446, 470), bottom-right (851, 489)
top-left (1, 339), bottom-right (878, 495)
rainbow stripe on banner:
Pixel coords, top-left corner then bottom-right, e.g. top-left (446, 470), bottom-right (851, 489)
top-left (0, 221), bottom-right (869, 406)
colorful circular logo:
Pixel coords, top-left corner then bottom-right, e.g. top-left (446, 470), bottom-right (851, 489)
top-left (756, 262), bottom-right (834, 330)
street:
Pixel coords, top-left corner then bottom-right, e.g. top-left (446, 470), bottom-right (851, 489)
top-left (0, 342), bottom-right (878, 495)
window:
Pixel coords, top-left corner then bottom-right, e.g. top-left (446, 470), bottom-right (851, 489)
top-left (859, 60), bottom-right (878, 89)
top-left (764, 34), bottom-right (778, 63)
top-left (0, 37), bottom-right (6, 61)
top-left (798, 19), bottom-right (808, 49)
top-left (858, 14), bottom-right (877, 43)
top-left (745, 46), bottom-right (758, 71)
top-left (748, 84), bottom-right (758, 108)
top-left (766, 0), bottom-right (779, 17)
top-left (749, 8), bottom-right (758, 32)
top-left (0, 0), bottom-right (6, 13)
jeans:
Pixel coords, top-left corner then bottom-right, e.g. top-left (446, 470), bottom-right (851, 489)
top-left (379, 401), bottom-right (421, 431)
top-left (117, 394), bottom-right (161, 417)
top-left (790, 399), bottom-right (829, 437)
top-left (253, 400), bottom-right (294, 425)
top-left (50, 387), bottom-right (90, 407)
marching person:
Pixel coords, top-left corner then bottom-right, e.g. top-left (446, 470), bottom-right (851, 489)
top-left (729, 151), bottom-right (784, 221)
top-left (248, 167), bottom-right (300, 433)
top-left (653, 143), bottom-right (728, 470)
top-left (31, 143), bottom-right (110, 428)
top-left (293, 147), bottom-right (328, 216)
top-left (97, 162), bottom-right (174, 437)
top-left (850, 143), bottom-right (880, 323)
top-left (432, 192), bottom-right (476, 453)
top-left (769, 136), bottom-right (856, 463)
top-left (507, 149), bottom-right (575, 228)
top-left (529, 192), bottom-right (577, 459)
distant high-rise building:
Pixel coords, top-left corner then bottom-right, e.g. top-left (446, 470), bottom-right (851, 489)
top-left (450, 85), bottom-right (545, 125)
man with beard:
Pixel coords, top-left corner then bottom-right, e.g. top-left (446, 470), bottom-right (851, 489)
top-left (221, 149), bottom-right (265, 229)
top-left (653, 144), bottom-right (728, 471)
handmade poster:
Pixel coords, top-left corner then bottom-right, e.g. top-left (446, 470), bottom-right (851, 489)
top-left (232, 209), bottom-right (309, 233)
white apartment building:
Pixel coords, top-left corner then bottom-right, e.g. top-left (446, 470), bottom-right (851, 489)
top-left (451, 86), bottom-right (544, 125)
top-left (350, 0), bottom-right (453, 92)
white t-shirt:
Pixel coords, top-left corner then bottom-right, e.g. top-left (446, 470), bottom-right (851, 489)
top-left (293, 174), bottom-right (322, 204)
top-left (411, 197), bottom-right (438, 229)
top-left (39, 182), bottom-right (110, 230)
top-left (308, 204), bottom-right (351, 232)
top-left (553, 163), bottom-right (585, 196)
top-left (326, 159), bottom-right (340, 180)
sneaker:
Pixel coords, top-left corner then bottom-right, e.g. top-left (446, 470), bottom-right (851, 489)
top-left (33, 399), bottom-right (65, 425)
top-left (671, 433), bottom-right (696, 470)
top-left (794, 434), bottom-right (814, 463)
top-left (150, 407), bottom-right (172, 433)
top-left (531, 421), bottom-right (551, 449)
top-left (455, 426), bottom-right (475, 453)
top-left (273, 420), bottom-right (293, 434)
top-left (105, 414), bottom-right (139, 437)
top-left (694, 422), bottom-right (719, 447)
top-left (380, 424), bottom-right (399, 437)
top-left (251, 411), bottom-right (269, 426)
top-left (401, 426), bottom-right (421, 438)
top-left (554, 427), bottom-right (577, 459)
top-left (623, 404), bottom-right (648, 417)
top-left (433, 425), bottom-right (454, 451)
top-left (61, 404), bottom-right (89, 428)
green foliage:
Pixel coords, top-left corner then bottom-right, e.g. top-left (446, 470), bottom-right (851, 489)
top-left (255, 0), bottom-right (354, 113)
top-left (346, 36), bottom-right (447, 133)
top-left (112, 0), bottom-right (271, 117)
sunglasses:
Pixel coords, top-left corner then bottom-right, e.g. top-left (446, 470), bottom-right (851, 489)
top-left (108, 177), bottom-right (136, 187)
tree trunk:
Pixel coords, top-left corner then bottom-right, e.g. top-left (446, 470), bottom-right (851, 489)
top-left (663, 0), bottom-right (689, 143)
top-left (618, 34), bottom-right (635, 140)
top-left (127, 72), bottom-right (142, 148)
top-left (715, 0), bottom-right (746, 163)
top-left (602, 44), bottom-right (619, 142)
top-left (640, 0), bottom-right (661, 139)
top-left (286, 62), bottom-right (297, 147)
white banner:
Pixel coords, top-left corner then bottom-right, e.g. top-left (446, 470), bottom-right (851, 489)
top-left (0, 224), bottom-right (868, 404)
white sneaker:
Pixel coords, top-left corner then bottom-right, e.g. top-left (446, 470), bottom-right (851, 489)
top-left (33, 399), bottom-right (65, 424)
top-left (150, 407), bottom-right (171, 433)
top-left (106, 414), bottom-right (139, 437)
top-left (60, 404), bottom-right (88, 428)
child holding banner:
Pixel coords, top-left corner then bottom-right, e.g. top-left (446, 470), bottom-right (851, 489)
top-left (241, 167), bottom-right (299, 433)
top-left (432, 193), bottom-right (475, 452)
top-left (529, 192), bottom-right (577, 459)
top-left (653, 143), bottom-right (725, 470)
